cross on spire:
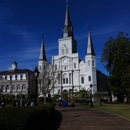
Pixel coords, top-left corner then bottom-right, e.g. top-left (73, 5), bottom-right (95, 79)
top-left (66, 0), bottom-right (69, 6)
top-left (41, 32), bottom-right (44, 40)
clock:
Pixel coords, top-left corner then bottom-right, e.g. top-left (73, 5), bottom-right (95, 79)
top-left (63, 58), bottom-right (68, 64)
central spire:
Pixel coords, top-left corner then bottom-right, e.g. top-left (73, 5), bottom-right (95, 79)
top-left (39, 33), bottom-right (47, 61)
top-left (62, 4), bottom-right (73, 38)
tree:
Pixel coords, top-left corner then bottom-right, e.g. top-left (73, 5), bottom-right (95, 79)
top-left (100, 32), bottom-right (130, 102)
top-left (71, 87), bottom-right (91, 104)
top-left (38, 63), bottom-right (59, 104)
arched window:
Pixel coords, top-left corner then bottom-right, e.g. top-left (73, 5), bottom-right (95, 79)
top-left (92, 60), bottom-right (94, 66)
top-left (12, 85), bottom-right (15, 92)
top-left (22, 85), bottom-right (26, 91)
top-left (62, 48), bottom-right (64, 55)
top-left (1, 86), bottom-right (4, 92)
top-left (63, 78), bottom-right (65, 84)
top-left (74, 63), bottom-right (76, 68)
top-left (58, 74), bottom-right (60, 84)
top-left (81, 77), bottom-right (84, 84)
top-left (88, 76), bottom-right (91, 81)
top-left (66, 78), bottom-right (68, 84)
top-left (88, 60), bottom-right (90, 66)
top-left (17, 85), bottom-right (21, 92)
top-left (55, 64), bottom-right (57, 70)
top-left (6, 85), bottom-right (9, 92)
top-left (66, 48), bottom-right (68, 54)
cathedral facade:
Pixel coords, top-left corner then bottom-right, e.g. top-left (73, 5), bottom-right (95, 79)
top-left (38, 5), bottom-right (108, 96)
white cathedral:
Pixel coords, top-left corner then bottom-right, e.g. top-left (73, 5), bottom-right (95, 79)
top-left (38, 5), bottom-right (108, 96)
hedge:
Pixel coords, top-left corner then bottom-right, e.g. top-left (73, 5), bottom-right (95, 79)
top-left (0, 105), bottom-right (54, 130)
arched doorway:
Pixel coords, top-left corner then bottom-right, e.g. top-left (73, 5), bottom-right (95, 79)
top-left (62, 90), bottom-right (68, 102)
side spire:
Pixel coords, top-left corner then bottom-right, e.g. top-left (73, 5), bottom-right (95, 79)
top-left (62, 4), bottom-right (73, 38)
top-left (86, 29), bottom-right (95, 56)
top-left (39, 33), bottom-right (47, 61)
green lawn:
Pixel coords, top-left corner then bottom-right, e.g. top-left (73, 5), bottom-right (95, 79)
top-left (75, 102), bottom-right (130, 121)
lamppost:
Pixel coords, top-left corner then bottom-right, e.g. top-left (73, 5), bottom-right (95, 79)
top-left (34, 67), bottom-right (39, 106)
top-left (72, 86), bottom-right (74, 101)
top-left (90, 84), bottom-right (93, 108)
top-left (61, 70), bottom-right (63, 101)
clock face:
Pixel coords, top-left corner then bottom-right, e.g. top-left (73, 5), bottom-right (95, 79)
top-left (63, 59), bottom-right (68, 64)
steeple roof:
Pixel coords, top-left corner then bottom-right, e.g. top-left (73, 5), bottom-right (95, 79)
top-left (86, 30), bottom-right (95, 56)
top-left (39, 34), bottom-right (47, 61)
top-left (62, 5), bottom-right (73, 38)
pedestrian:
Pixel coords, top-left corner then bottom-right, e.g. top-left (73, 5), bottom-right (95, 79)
top-left (30, 101), bottom-right (34, 106)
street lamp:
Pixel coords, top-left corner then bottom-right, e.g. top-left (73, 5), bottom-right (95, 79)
top-left (61, 70), bottom-right (63, 101)
top-left (72, 86), bottom-right (74, 100)
top-left (34, 67), bottom-right (39, 105)
top-left (61, 86), bottom-right (63, 101)
top-left (90, 84), bottom-right (93, 108)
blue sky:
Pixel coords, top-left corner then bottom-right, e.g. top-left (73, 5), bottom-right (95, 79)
top-left (0, 0), bottom-right (130, 75)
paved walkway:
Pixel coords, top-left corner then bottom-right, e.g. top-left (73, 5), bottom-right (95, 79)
top-left (54, 106), bottom-right (130, 130)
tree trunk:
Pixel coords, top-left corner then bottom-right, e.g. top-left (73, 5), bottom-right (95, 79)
top-left (44, 94), bottom-right (46, 104)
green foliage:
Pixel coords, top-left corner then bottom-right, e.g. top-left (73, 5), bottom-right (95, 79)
top-left (0, 105), bottom-right (54, 130)
top-left (100, 32), bottom-right (130, 101)
top-left (51, 94), bottom-right (60, 101)
top-left (71, 88), bottom-right (91, 102)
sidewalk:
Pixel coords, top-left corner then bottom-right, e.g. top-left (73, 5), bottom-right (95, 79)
top-left (54, 106), bottom-right (130, 130)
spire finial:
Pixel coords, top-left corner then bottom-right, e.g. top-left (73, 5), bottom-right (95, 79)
top-left (66, 0), bottom-right (69, 6)
top-left (41, 32), bottom-right (44, 40)
top-left (88, 23), bottom-right (90, 31)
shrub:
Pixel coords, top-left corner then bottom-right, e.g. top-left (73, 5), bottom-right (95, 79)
top-left (0, 105), bottom-right (54, 130)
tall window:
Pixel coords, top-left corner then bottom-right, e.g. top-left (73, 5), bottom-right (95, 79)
top-left (12, 85), bottom-right (15, 92)
top-left (63, 78), bottom-right (68, 84)
top-left (66, 78), bottom-right (68, 84)
top-left (22, 85), bottom-right (26, 91)
top-left (55, 64), bottom-right (57, 70)
top-left (81, 77), bottom-right (84, 84)
top-left (62, 49), bottom-right (64, 55)
top-left (6, 85), bottom-right (9, 92)
top-left (92, 60), bottom-right (94, 66)
top-left (88, 60), bottom-right (90, 66)
top-left (66, 48), bottom-right (68, 54)
top-left (17, 85), bottom-right (21, 92)
top-left (58, 74), bottom-right (60, 84)
top-left (1, 86), bottom-right (4, 92)
top-left (69, 73), bottom-right (71, 84)
top-left (63, 78), bottom-right (65, 84)
top-left (74, 63), bottom-right (76, 68)
top-left (88, 76), bottom-right (91, 81)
